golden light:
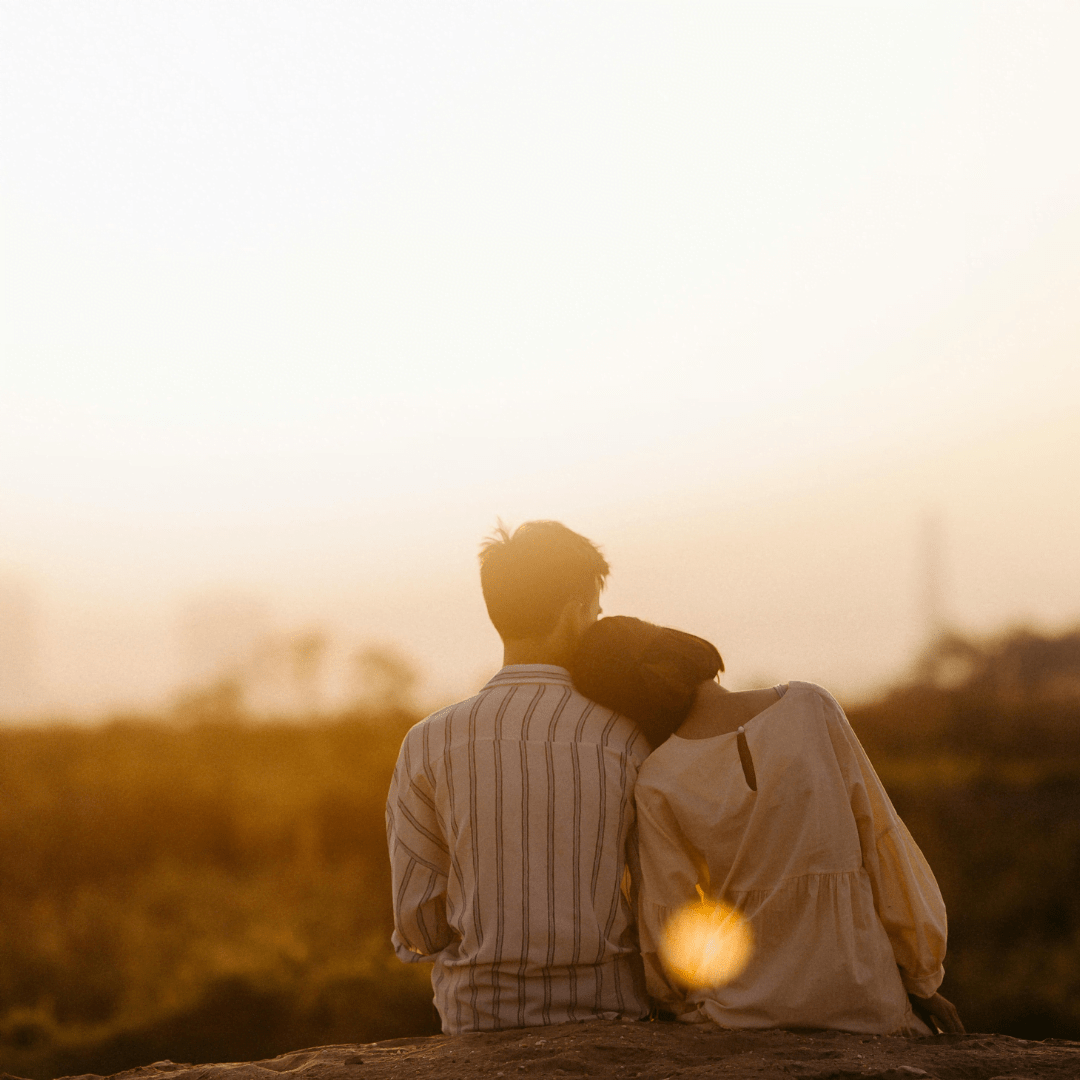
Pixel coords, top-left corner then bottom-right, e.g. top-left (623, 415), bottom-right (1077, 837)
top-left (659, 899), bottom-right (753, 990)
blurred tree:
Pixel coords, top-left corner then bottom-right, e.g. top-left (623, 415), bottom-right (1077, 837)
top-left (351, 646), bottom-right (417, 716)
top-left (171, 679), bottom-right (246, 724)
top-left (913, 627), bottom-right (1080, 704)
top-left (290, 632), bottom-right (327, 717)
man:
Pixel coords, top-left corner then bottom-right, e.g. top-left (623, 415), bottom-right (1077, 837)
top-left (385, 520), bottom-right (650, 1033)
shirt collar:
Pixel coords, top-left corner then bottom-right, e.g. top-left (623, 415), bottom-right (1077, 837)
top-left (482, 664), bottom-right (573, 689)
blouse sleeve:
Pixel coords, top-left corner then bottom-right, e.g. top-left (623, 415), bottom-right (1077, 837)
top-left (635, 783), bottom-right (708, 1013)
top-left (821, 690), bottom-right (948, 998)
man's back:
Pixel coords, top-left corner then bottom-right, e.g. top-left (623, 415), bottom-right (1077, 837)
top-left (386, 664), bottom-right (650, 1033)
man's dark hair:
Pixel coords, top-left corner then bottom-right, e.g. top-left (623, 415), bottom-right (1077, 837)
top-left (569, 616), bottom-right (724, 749)
top-left (479, 520), bottom-right (610, 640)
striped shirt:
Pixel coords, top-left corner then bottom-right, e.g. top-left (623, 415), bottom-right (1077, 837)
top-left (385, 664), bottom-right (650, 1033)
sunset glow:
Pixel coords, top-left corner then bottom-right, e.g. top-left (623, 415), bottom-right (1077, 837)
top-left (2, 3), bottom-right (1079, 716)
top-left (660, 899), bottom-right (754, 991)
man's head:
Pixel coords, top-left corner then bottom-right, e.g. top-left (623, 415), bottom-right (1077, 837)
top-left (479, 521), bottom-right (609, 658)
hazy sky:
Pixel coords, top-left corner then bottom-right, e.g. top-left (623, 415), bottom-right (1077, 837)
top-left (2, 2), bottom-right (1079, 715)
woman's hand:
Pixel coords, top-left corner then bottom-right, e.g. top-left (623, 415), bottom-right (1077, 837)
top-left (909, 991), bottom-right (966, 1034)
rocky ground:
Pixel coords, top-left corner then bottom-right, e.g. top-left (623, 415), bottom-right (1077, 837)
top-left (18, 1020), bottom-right (1080, 1080)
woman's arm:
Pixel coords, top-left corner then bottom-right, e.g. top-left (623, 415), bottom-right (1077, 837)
top-left (636, 786), bottom-right (708, 1013)
top-left (820, 690), bottom-right (950, 1000)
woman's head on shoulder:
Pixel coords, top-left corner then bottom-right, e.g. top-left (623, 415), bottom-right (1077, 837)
top-left (569, 615), bottom-right (723, 749)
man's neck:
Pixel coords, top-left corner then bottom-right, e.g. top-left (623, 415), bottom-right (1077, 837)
top-left (501, 640), bottom-right (571, 668)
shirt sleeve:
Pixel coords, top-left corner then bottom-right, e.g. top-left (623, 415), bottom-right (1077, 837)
top-left (821, 689), bottom-right (948, 998)
top-left (385, 726), bottom-right (455, 963)
top-left (635, 784), bottom-right (709, 1014)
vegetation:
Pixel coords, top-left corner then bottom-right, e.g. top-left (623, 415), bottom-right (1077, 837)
top-left (0, 692), bottom-right (439, 1080)
top-left (849, 626), bottom-right (1080, 1040)
top-left (1, 627), bottom-right (1079, 1078)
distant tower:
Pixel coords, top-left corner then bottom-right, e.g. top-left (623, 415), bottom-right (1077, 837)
top-left (0, 579), bottom-right (39, 718)
top-left (914, 509), bottom-right (951, 686)
top-left (921, 509), bottom-right (946, 646)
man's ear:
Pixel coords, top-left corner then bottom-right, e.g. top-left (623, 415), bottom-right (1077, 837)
top-left (552, 596), bottom-right (585, 639)
top-left (554, 596), bottom-right (580, 627)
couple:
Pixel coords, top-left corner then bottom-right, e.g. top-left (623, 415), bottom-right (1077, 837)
top-left (386, 521), bottom-right (963, 1036)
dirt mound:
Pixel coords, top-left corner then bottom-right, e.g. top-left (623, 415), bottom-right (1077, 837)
top-left (37, 1020), bottom-right (1080, 1080)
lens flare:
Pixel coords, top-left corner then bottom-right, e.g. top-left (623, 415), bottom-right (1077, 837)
top-left (659, 899), bottom-right (753, 989)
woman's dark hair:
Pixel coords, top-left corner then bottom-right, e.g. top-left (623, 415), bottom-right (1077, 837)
top-left (569, 616), bottom-right (724, 748)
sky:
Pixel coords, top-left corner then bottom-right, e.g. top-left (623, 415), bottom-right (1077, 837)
top-left (1, 2), bottom-right (1079, 717)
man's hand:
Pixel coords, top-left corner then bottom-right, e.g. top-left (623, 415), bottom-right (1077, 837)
top-left (909, 991), bottom-right (966, 1034)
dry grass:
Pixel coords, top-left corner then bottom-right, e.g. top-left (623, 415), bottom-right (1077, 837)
top-left (2, 629), bottom-right (1080, 1077)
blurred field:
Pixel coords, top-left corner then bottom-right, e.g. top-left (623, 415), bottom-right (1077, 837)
top-left (0, 685), bottom-right (439, 1080)
top-left (1, 628), bottom-right (1079, 1079)
top-left (849, 627), bottom-right (1080, 1041)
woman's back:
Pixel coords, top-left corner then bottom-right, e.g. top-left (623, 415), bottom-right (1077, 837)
top-left (635, 681), bottom-right (945, 1034)
top-left (674, 682), bottom-right (783, 741)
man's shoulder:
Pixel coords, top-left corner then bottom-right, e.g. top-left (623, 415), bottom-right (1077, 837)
top-left (403, 695), bottom-right (474, 739)
top-left (406, 678), bottom-right (644, 754)
top-left (399, 684), bottom-right (500, 743)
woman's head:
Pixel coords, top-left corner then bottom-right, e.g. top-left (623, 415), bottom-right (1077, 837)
top-left (569, 616), bottom-right (724, 748)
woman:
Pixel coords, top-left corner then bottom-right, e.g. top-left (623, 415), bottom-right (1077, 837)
top-left (569, 616), bottom-right (963, 1035)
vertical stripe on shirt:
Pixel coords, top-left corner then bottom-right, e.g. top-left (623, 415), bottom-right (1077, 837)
top-left (491, 685), bottom-right (516, 1024)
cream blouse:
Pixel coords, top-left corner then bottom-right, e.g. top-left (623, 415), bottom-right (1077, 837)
top-left (635, 681), bottom-right (947, 1034)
